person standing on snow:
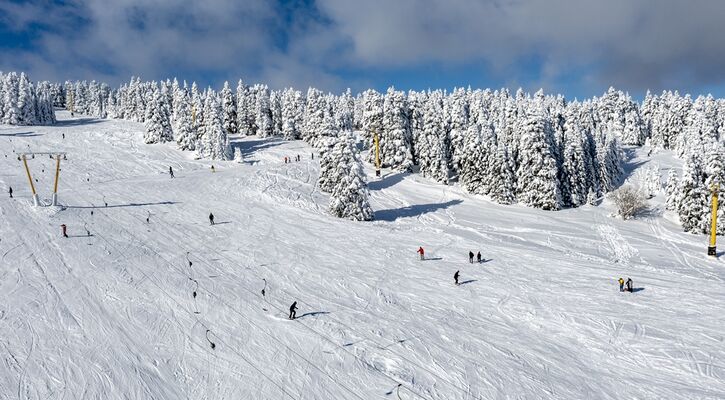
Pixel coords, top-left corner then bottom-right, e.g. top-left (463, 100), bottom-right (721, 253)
top-left (289, 301), bottom-right (298, 320)
top-left (468, 251), bottom-right (474, 263)
top-left (618, 278), bottom-right (624, 292)
top-left (61, 224), bottom-right (68, 238)
top-left (454, 270), bottom-right (460, 285)
top-left (8, 186), bottom-right (12, 198)
top-left (169, 166), bottom-right (174, 178)
top-left (417, 246), bottom-right (425, 261)
top-left (476, 251), bottom-right (482, 263)
top-left (209, 212), bottom-right (215, 225)
top-left (626, 278), bottom-right (633, 292)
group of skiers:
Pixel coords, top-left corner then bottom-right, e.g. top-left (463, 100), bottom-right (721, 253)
top-left (284, 155), bottom-right (302, 164)
top-left (618, 277), bottom-right (634, 292)
top-left (468, 250), bottom-right (483, 263)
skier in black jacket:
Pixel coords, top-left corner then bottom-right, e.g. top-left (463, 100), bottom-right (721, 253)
top-left (454, 270), bottom-right (460, 285)
top-left (209, 212), bottom-right (215, 225)
top-left (468, 251), bottom-right (474, 263)
top-left (289, 301), bottom-right (298, 320)
top-left (626, 278), bottom-right (633, 292)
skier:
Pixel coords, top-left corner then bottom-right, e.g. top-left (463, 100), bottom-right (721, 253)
top-left (454, 270), bottom-right (460, 285)
top-left (146, 212), bottom-right (150, 224)
top-left (468, 251), bottom-right (474, 263)
top-left (62, 133), bottom-right (65, 139)
top-left (209, 212), bottom-right (215, 225)
top-left (169, 166), bottom-right (174, 178)
top-left (211, 165), bottom-right (216, 173)
top-left (311, 152), bottom-right (314, 160)
top-left (618, 277), bottom-right (624, 292)
top-left (417, 246), bottom-right (425, 261)
top-left (60, 224), bottom-right (68, 238)
top-left (476, 251), bottom-right (482, 263)
top-left (289, 301), bottom-right (297, 320)
top-left (8, 186), bottom-right (12, 198)
top-left (626, 278), bottom-right (633, 292)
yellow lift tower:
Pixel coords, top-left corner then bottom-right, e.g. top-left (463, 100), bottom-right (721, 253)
top-left (20, 152), bottom-right (67, 206)
top-left (708, 182), bottom-right (719, 257)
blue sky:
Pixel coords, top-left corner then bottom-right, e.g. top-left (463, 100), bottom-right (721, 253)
top-left (2, 0), bottom-right (725, 100)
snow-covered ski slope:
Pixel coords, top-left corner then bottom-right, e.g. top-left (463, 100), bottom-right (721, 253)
top-left (0, 111), bottom-right (723, 400)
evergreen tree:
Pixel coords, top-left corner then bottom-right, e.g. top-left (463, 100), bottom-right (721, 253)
top-left (329, 132), bottom-right (374, 221)
top-left (488, 142), bottom-right (516, 204)
top-left (174, 90), bottom-right (196, 151)
top-left (196, 91), bottom-right (231, 160)
top-left (255, 85), bottom-right (273, 137)
top-left (380, 87), bottom-right (413, 171)
top-left (665, 168), bottom-right (679, 211)
top-left (418, 92), bottom-right (448, 183)
top-left (515, 101), bottom-right (562, 210)
top-left (236, 80), bottom-right (251, 135)
top-left (676, 151), bottom-right (707, 233)
top-left (221, 81), bottom-right (238, 134)
top-left (143, 84), bottom-right (173, 144)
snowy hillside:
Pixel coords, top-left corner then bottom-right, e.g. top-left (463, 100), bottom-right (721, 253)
top-left (1, 111), bottom-right (724, 399)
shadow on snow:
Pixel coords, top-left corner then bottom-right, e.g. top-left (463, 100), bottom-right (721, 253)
top-left (64, 201), bottom-right (179, 209)
top-left (374, 199), bottom-right (463, 222)
top-left (368, 172), bottom-right (409, 191)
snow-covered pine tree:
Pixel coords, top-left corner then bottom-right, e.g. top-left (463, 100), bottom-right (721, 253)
top-left (2, 72), bottom-right (20, 125)
top-left (174, 90), bottom-right (196, 151)
top-left (317, 136), bottom-right (339, 193)
top-left (561, 103), bottom-right (597, 207)
top-left (417, 91), bottom-right (448, 183)
top-left (446, 87), bottom-right (470, 174)
top-left (196, 91), bottom-right (231, 160)
top-left (515, 100), bottom-right (562, 210)
top-left (143, 84), bottom-right (173, 144)
top-left (361, 89), bottom-right (384, 160)
top-left (221, 81), bottom-right (238, 134)
top-left (17, 73), bottom-right (36, 125)
top-left (488, 142), bottom-right (516, 204)
top-left (233, 147), bottom-right (243, 163)
top-left (676, 151), bottom-right (708, 233)
top-left (255, 85), bottom-right (273, 137)
top-left (595, 130), bottom-right (624, 193)
top-left (281, 88), bottom-right (300, 140)
top-left (407, 90), bottom-right (427, 164)
top-left (336, 89), bottom-right (354, 132)
top-left (302, 88), bottom-right (323, 142)
top-left (236, 80), bottom-right (251, 136)
top-left (664, 168), bottom-right (679, 211)
top-left (270, 90), bottom-right (283, 137)
top-left (328, 131), bottom-right (374, 221)
top-left (380, 87), bottom-right (413, 171)
top-left (458, 123), bottom-right (494, 193)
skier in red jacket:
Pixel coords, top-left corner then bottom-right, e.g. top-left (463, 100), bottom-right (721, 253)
top-left (417, 246), bottom-right (425, 261)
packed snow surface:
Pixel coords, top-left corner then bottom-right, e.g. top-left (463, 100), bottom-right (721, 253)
top-left (0, 112), bottom-right (723, 399)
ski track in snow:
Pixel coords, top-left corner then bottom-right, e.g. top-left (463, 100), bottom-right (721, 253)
top-left (0, 112), bottom-right (724, 399)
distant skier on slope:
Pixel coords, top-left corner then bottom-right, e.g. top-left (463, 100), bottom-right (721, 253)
top-left (169, 166), bottom-right (174, 178)
top-left (211, 165), bottom-right (216, 173)
top-left (61, 224), bottom-right (68, 238)
top-left (468, 251), bottom-right (474, 263)
top-left (417, 246), bottom-right (425, 261)
top-left (626, 278), bottom-right (633, 292)
top-left (476, 251), bottom-right (482, 263)
top-left (209, 212), bottom-right (215, 225)
top-left (289, 301), bottom-right (298, 320)
top-left (8, 186), bottom-right (12, 198)
top-left (618, 278), bottom-right (624, 292)
top-left (454, 270), bottom-right (460, 285)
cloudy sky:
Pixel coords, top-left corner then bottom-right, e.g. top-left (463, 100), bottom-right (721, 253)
top-left (2, 0), bottom-right (725, 98)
